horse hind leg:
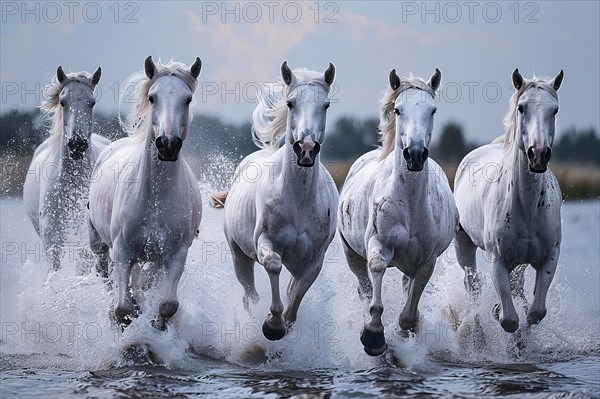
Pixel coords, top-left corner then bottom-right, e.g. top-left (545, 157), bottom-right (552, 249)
top-left (230, 239), bottom-right (259, 313)
top-left (455, 227), bottom-right (480, 298)
top-left (88, 217), bottom-right (110, 279)
top-left (340, 233), bottom-right (372, 300)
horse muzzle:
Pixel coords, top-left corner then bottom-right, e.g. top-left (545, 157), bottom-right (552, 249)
top-left (155, 136), bottom-right (183, 162)
top-left (293, 137), bottom-right (321, 167)
top-left (67, 136), bottom-right (89, 160)
top-left (403, 146), bottom-right (429, 172)
top-left (527, 146), bottom-right (551, 173)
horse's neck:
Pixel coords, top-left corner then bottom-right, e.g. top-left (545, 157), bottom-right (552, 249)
top-left (504, 143), bottom-right (546, 212)
top-left (279, 141), bottom-right (321, 199)
top-left (387, 149), bottom-right (429, 204)
top-left (138, 133), bottom-right (184, 193)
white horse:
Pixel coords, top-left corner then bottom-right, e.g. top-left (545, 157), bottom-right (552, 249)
top-left (87, 56), bottom-right (203, 330)
top-left (210, 61), bottom-right (337, 340)
top-left (338, 69), bottom-right (458, 356)
top-left (23, 66), bottom-right (108, 272)
top-left (454, 69), bottom-right (564, 333)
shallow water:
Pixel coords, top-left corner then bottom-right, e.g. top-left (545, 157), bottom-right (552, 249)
top-left (1, 197), bottom-right (599, 398)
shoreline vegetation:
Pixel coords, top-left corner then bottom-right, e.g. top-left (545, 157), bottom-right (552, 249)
top-left (1, 110), bottom-right (598, 200)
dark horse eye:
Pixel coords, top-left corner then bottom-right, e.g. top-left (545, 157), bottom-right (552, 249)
top-left (517, 105), bottom-right (524, 113)
top-left (148, 95), bottom-right (155, 104)
top-left (286, 101), bottom-right (293, 109)
top-left (394, 109), bottom-right (400, 116)
top-left (60, 100), bottom-right (65, 107)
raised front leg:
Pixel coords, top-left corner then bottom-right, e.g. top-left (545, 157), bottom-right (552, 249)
top-left (491, 257), bottom-right (519, 333)
top-left (528, 250), bottom-right (559, 325)
top-left (257, 238), bottom-right (285, 340)
top-left (283, 257), bottom-right (323, 325)
top-left (399, 259), bottom-right (435, 331)
top-left (455, 228), bottom-right (480, 298)
top-left (361, 238), bottom-right (392, 356)
top-left (152, 247), bottom-right (188, 331)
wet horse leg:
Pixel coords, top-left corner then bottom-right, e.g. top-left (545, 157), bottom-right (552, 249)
top-left (399, 259), bottom-right (435, 332)
top-left (153, 247), bottom-right (187, 330)
top-left (528, 249), bottom-right (559, 325)
top-left (491, 257), bottom-right (519, 333)
top-left (361, 238), bottom-right (392, 356)
top-left (455, 228), bottom-right (480, 298)
top-left (340, 233), bottom-right (372, 300)
top-left (113, 242), bottom-right (136, 327)
top-left (229, 237), bottom-right (259, 313)
top-left (257, 237), bottom-right (285, 340)
top-left (283, 258), bottom-right (323, 325)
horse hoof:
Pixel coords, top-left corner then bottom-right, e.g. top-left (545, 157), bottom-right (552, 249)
top-left (500, 318), bottom-right (519, 333)
top-left (262, 322), bottom-right (285, 341)
top-left (360, 328), bottom-right (387, 356)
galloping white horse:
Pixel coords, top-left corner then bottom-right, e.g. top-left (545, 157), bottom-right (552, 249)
top-left (338, 69), bottom-right (458, 356)
top-left (454, 69), bottom-right (564, 333)
top-left (23, 66), bottom-right (108, 271)
top-left (211, 61), bottom-right (337, 340)
top-left (88, 56), bottom-right (203, 330)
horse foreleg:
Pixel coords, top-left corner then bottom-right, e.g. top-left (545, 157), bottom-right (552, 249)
top-left (257, 239), bottom-right (285, 340)
top-left (152, 248), bottom-right (187, 331)
top-left (491, 258), bottom-right (519, 333)
top-left (455, 228), bottom-right (480, 298)
top-left (88, 217), bottom-right (110, 279)
top-left (399, 260), bottom-right (435, 332)
top-left (361, 239), bottom-right (391, 356)
top-left (340, 233), bottom-right (372, 300)
top-left (528, 250), bottom-right (559, 325)
top-left (283, 259), bottom-right (323, 325)
top-left (113, 245), bottom-right (136, 327)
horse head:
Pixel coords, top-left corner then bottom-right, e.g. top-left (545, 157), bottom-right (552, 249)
top-left (56, 65), bottom-right (101, 159)
top-left (512, 68), bottom-right (563, 173)
top-left (389, 68), bottom-right (441, 172)
top-left (144, 55), bottom-right (202, 162)
top-left (281, 61), bottom-right (335, 167)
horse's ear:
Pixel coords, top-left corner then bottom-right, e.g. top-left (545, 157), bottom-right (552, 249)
top-left (56, 66), bottom-right (67, 84)
top-left (91, 67), bottom-right (102, 87)
top-left (145, 55), bottom-right (157, 80)
top-left (551, 70), bottom-right (564, 91)
top-left (428, 68), bottom-right (442, 92)
top-left (389, 69), bottom-right (400, 91)
top-left (323, 62), bottom-right (335, 86)
top-left (281, 60), bottom-right (295, 86)
top-left (190, 57), bottom-right (202, 79)
top-left (512, 68), bottom-right (523, 90)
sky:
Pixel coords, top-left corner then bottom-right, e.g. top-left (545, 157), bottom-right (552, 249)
top-left (1, 1), bottom-right (599, 143)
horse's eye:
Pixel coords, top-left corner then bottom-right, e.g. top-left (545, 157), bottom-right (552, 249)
top-left (90, 100), bottom-right (96, 107)
top-left (432, 109), bottom-right (437, 116)
top-left (394, 109), bottom-right (400, 116)
top-left (186, 97), bottom-right (192, 105)
top-left (553, 108), bottom-right (559, 116)
top-left (286, 101), bottom-right (293, 109)
top-left (324, 103), bottom-right (330, 110)
top-left (517, 105), bottom-right (524, 113)
top-left (60, 100), bottom-right (65, 107)
top-left (148, 95), bottom-right (155, 104)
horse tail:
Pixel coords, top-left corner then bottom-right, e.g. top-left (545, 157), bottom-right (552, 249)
top-left (209, 191), bottom-right (228, 209)
top-left (251, 82), bottom-right (287, 149)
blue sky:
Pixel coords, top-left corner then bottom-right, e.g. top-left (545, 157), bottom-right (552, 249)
top-left (1, 1), bottom-right (598, 143)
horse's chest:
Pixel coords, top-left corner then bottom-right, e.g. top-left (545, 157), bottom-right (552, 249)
top-left (491, 221), bottom-right (556, 266)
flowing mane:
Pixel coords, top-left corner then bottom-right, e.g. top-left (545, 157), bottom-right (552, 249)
top-left (500, 77), bottom-right (559, 149)
top-left (120, 60), bottom-right (199, 142)
top-left (378, 76), bottom-right (436, 159)
top-left (252, 69), bottom-right (328, 149)
top-left (40, 71), bottom-right (96, 143)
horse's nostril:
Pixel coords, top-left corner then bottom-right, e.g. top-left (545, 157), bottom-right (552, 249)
top-left (403, 147), bottom-right (411, 162)
top-left (542, 147), bottom-right (552, 163)
top-left (422, 147), bottom-right (429, 162)
top-left (527, 146), bottom-right (535, 162)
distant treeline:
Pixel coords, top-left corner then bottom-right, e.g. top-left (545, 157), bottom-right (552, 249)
top-left (1, 109), bottom-right (598, 168)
